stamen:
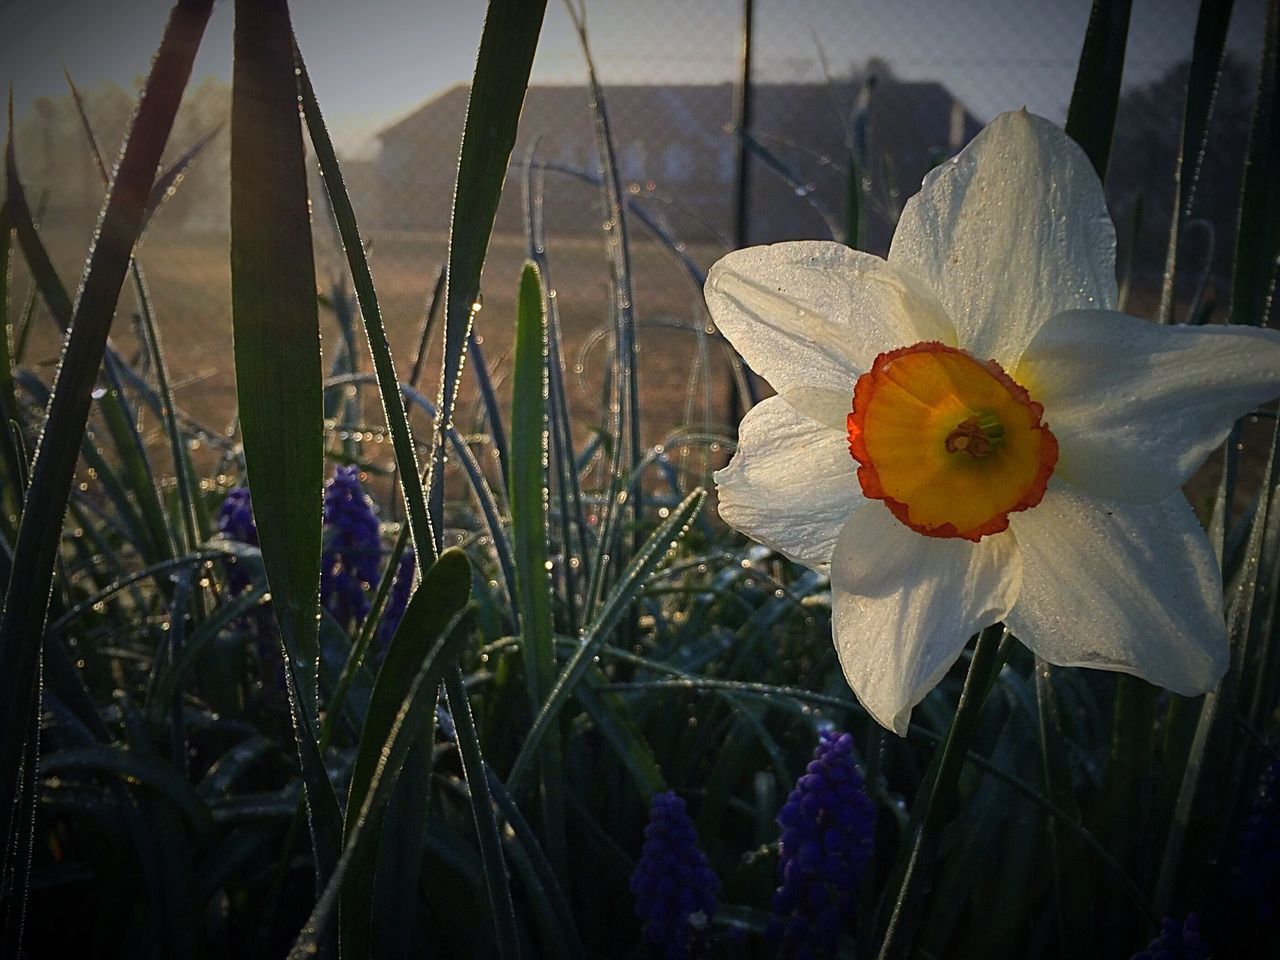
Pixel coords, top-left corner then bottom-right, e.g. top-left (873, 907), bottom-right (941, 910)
top-left (847, 341), bottom-right (1057, 541)
top-left (944, 413), bottom-right (1003, 458)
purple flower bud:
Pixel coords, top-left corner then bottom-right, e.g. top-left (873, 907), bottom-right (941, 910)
top-left (320, 465), bottom-right (381, 630)
top-left (217, 486), bottom-right (258, 596)
top-left (1232, 760), bottom-right (1280, 922)
top-left (630, 791), bottom-right (718, 959)
top-left (375, 546), bottom-right (416, 652)
top-left (1129, 913), bottom-right (1209, 960)
top-left (771, 729), bottom-right (875, 958)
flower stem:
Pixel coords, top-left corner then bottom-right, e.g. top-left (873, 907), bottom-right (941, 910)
top-left (875, 624), bottom-right (1011, 960)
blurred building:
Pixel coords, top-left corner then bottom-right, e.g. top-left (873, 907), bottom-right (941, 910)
top-left (369, 70), bottom-right (980, 253)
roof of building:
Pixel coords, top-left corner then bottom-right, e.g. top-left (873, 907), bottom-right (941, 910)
top-left (377, 77), bottom-right (977, 162)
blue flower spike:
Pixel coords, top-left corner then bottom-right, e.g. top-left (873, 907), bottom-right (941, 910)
top-left (1130, 913), bottom-right (1210, 960)
top-left (771, 729), bottom-right (875, 959)
top-left (1232, 760), bottom-right (1280, 922)
top-left (630, 790), bottom-right (719, 959)
top-left (320, 465), bottom-right (382, 629)
top-left (217, 486), bottom-right (258, 596)
top-left (376, 545), bottom-right (416, 652)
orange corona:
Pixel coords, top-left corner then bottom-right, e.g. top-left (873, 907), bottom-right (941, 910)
top-left (847, 341), bottom-right (1058, 541)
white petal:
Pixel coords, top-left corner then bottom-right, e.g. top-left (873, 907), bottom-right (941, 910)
top-left (1006, 484), bottom-right (1226, 694)
top-left (831, 503), bottom-right (1020, 735)
top-left (889, 110), bottom-right (1117, 368)
top-left (704, 241), bottom-right (956, 396)
top-left (1018, 309), bottom-right (1280, 503)
top-left (714, 396), bottom-right (861, 569)
top-left (777, 384), bottom-right (854, 432)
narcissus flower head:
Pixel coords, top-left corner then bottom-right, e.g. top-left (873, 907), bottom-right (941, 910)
top-left (708, 110), bottom-right (1280, 735)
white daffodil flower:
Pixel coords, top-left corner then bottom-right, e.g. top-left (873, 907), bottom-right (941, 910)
top-left (707, 109), bottom-right (1280, 736)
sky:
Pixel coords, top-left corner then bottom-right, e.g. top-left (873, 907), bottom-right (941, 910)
top-left (0, 0), bottom-right (1268, 157)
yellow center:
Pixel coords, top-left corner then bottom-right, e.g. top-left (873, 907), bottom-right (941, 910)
top-left (846, 341), bottom-right (1058, 541)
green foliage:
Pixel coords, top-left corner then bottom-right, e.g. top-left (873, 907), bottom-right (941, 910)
top-left (1, 0), bottom-right (1278, 957)
top-left (230, 0), bottom-right (338, 889)
top-left (1, 3), bottom-right (216, 953)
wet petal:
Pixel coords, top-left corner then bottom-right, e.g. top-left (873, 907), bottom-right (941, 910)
top-left (714, 396), bottom-right (862, 569)
top-left (831, 503), bottom-right (1020, 735)
top-left (1006, 484), bottom-right (1226, 694)
top-left (890, 110), bottom-right (1117, 368)
top-left (705, 241), bottom-right (956, 397)
top-left (1018, 309), bottom-right (1280, 503)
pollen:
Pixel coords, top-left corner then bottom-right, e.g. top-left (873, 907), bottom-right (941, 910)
top-left (944, 414), bottom-right (1003, 457)
top-left (846, 341), bottom-right (1058, 541)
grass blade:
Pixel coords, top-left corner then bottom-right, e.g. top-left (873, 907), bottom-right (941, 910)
top-left (467, 327), bottom-right (511, 501)
top-left (523, 158), bottom-right (589, 635)
top-left (507, 488), bottom-right (706, 792)
top-left (510, 262), bottom-right (566, 877)
top-left (437, 0), bottom-right (548, 508)
top-left (1157, 0), bottom-right (1236, 323)
top-left (574, 675), bottom-right (665, 795)
top-left (1230, 0), bottom-right (1280, 328)
top-left (1034, 661), bottom-right (1099, 954)
top-left (146, 584), bottom-right (269, 722)
top-left (393, 379), bottom-right (520, 605)
top-left (1156, 2), bottom-right (1280, 908)
top-left (443, 666), bottom-right (523, 959)
top-left (1094, 673), bottom-right (1157, 939)
top-left (287, 599), bottom-right (473, 960)
top-left (143, 124), bottom-right (224, 229)
top-left (230, 0), bottom-right (338, 883)
top-left (565, 4), bottom-right (644, 618)
top-left (1156, 414), bottom-right (1278, 912)
top-left (874, 626), bottom-right (1009, 960)
top-left (0, 0), bottom-right (214, 906)
top-left (64, 69), bottom-right (214, 551)
top-left (0, 202), bottom-right (24, 528)
top-left (40, 746), bottom-right (214, 838)
top-left (295, 50), bottom-right (434, 558)
top-left (7, 99), bottom-right (179, 567)
top-left (4, 114), bottom-right (71, 331)
top-left (485, 767), bottom-right (586, 960)
top-left (299, 16), bottom-right (534, 934)
top-left (339, 548), bottom-right (472, 959)
top-left (1065, 0), bottom-right (1133, 179)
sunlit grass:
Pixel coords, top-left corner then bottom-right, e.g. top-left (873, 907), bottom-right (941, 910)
top-left (1, 0), bottom-right (1278, 958)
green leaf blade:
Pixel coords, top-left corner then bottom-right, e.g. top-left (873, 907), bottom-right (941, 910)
top-left (1230, 0), bottom-right (1280, 327)
top-left (508, 488), bottom-right (706, 792)
top-left (1065, 0), bottom-right (1134, 179)
top-left (339, 547), bottom-right (472, 959)
top-left (0, 0), bottom-right (215, 892)
top-left (230, 0), bottom-right (338, 884)
top-left (438, 0), bottom-right (548, 444)
top-left (509, 260), bottom-right (567, 879)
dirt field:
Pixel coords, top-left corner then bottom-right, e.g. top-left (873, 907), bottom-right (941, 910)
top-left (11, 217), bottom-right (1266, 521)
top-left (13, 219), bottom-right (740, 480)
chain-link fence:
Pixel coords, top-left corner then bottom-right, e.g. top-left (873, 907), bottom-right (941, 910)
top-left (5, 0), bottom-right (1266, 446)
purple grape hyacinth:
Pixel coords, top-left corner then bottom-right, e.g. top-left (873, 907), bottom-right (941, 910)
top-left (320, 465), bottom-right (381, 630)
top-left (217, 485), bottom-right (280, 683)
top-left (770, 729), bottom-right (876, 959)
top-left (1232, 760), bottom-right (1280, 922)
top-left (217, 486), bottom-right (258, 595)
top-left (1130, 914), bottom-right (1210, 960)
top-left (629, 791), bottom-right (719, 959)
top-left (376, 545), bottom-right (416, 652)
